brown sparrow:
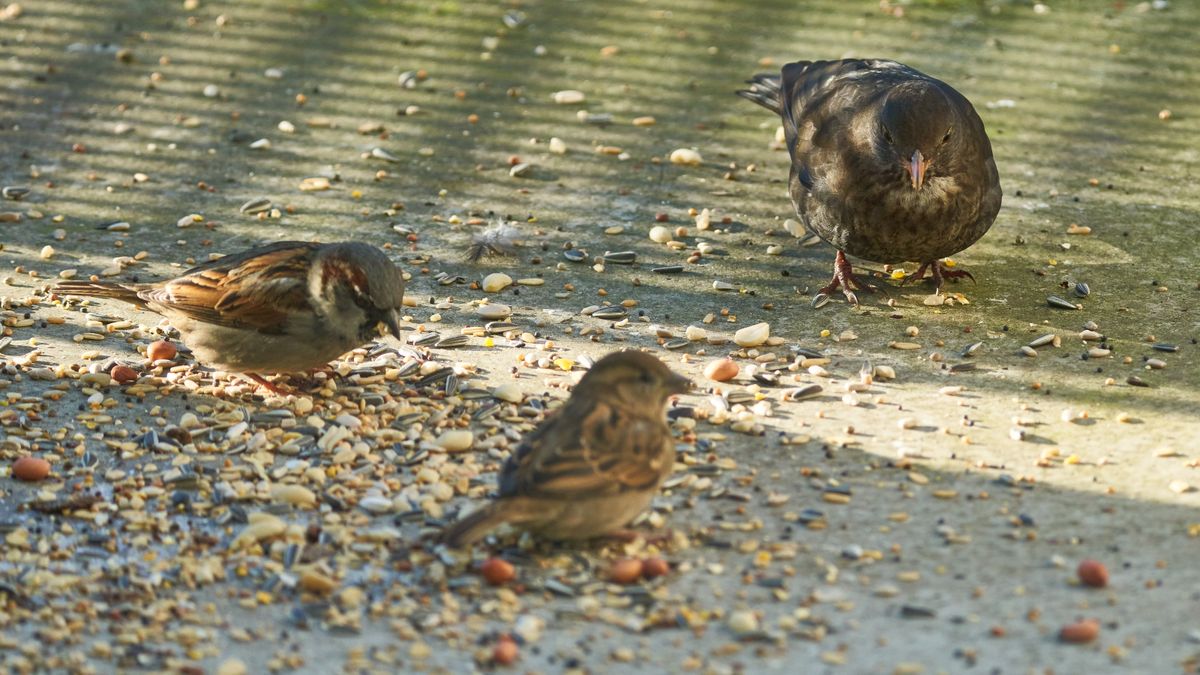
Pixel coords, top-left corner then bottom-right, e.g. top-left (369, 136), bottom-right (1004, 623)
top-left (440, 350), bottom-right (691, 547)
top-left (56, 241), bottom-right (405, 388)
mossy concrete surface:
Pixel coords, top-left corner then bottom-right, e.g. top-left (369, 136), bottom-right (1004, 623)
top-left (1, 0), bottom-right (1198, 672)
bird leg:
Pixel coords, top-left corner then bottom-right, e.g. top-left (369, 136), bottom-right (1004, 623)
top-left (242, 373), bottom-right (293, 395)
top-left (903, 260), bottom-right (976, 291)
top-left (603, 528), bottom-right (675, 548)
top-left (819, 251), bottom-right (879, 305)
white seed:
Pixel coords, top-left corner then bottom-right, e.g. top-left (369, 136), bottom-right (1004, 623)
top-left (271, 484), bottom-right (316, 508)
top-left (481, 273), bottom-right (513, 293)
top-left (433, 430), bottom-right (474, 453)
top-left (669, 148), bottom-right (703, 166)
top-left (734, 322), bottom-right (770, 347)
top-left (477, 304), bottom-right (512, 319)
top-left (649, 226), bottom-right (672, 243)
top-left (685, 325), bottom-right (707, 341)
top-left (548, 137), bottom-right (567, 154)
top-left (695, 208), bottom-right (712, 230)
top-left (492, 383), bottom-right (523, 403)
top-left (727, 610), bottom-right (760, 636)
top-left (552, 89), bottom-right (586, 104)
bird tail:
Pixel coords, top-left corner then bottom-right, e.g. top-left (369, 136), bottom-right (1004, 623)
top-left (440, 502), bottom-right (514, 548)
top-left (54, 280), bottom-right (145, 306)
top-left (736, 73), bottom-right (782, 114)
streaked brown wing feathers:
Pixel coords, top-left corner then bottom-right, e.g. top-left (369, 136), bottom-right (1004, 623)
top-left (143, 241), bottom-right (316, 333)
top-left (511, 401), bottom-right (671, 500)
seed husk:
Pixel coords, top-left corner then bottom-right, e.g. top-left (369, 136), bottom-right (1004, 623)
top-left (591, 307), bottom-right (628, 320)
top-left (811, 293), bottom-right (831, 309)
top-left (239, 197), bottom-right (272, 214)
top-left (433, 335), bottom-right (469, 349)
top-left (1073, 281), bottom-right (1090, 298)
top-left (783, 384), bottom-right (823, 401)
top-left (1028, 334), bottom-right (1056, 348)
top-left (652, 265), bottom-right (684, 274)
top-left (602, 250), bottom-right (637, 264)
top-left (1047, 295), bottom-right (1080, 310)
top-left (1151, 343), bottom-right (1179, 353)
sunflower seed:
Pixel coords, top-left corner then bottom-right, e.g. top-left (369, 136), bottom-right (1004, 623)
top-left (563, 249), bottom-right (586, 262)
top-left (1046, 295), bottom-right (1080, 310)
top-left (1152, 343), bottom-right (1179, 353)
top-left (602, 250), bottom-right (637, 264)
top-left (398, 71), bottom-right (420, 88)
top-left (2, 186), bottom-right (30, 201)
top-left (1126, 375), bottom-right (1149, 387)
top-left (1073, 281), bottom-right (1090, 298)
top-left (370, 147), bottom-right (400, 163)
top-left (437, 274), bottom-right (466, 286)
top-left (394, 359), bottom-right (421, 378)
top-left (961, 341), bottom-right (983, 357)
top-left (409, 332), bottom-right (441, 346)
top-left (1028, 333), bottom-right (1056, 348)
top-left (416, 367), bottom-right (453, 386)
top-left (239, 197), bottom-right (272, 214)
top-left (783, 384), bottom-right (823, 401)
top-left (1019, 346), bottom-right (1037, 357)
top-left (753, 371), bottom-right (779, 385)
top-left (725, 391), bottom-right (756, 405)
top-left (949, 362), bottom-right (977, 373)
top-left (472, 403), bottom-right (501, 421)
top-left (485, 321), bottom-right (517, 334)
top-left (591, 307), bottom-right (628, 320)
top-left (433, 335), bottom-right (469, 349)
top-left (443, 374), bottom-right (459, 395)
top-left (810, 293), bottom-right (830, 309)
top-left (99, 221), bottom-right (131, 231)
top-left (663, 338), bottom-right (690, 350)
top-left (652, 265), bottom-right (684, 274)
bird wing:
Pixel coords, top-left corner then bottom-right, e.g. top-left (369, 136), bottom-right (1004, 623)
top-left (139, 241), bottom-right (318, 334)
top-left (499, 400), bottom-right (674, 501)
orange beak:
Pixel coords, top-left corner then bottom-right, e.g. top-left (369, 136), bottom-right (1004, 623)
top-left (908, 149), bottom-right (929, 190)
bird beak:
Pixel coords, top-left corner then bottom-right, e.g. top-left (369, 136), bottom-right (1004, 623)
top-left (908, 149), bottom-right (928, 190)
top-left (668, 373), bottom-right (693, 396)
top-left (382, 311), bottom-right (402, 339)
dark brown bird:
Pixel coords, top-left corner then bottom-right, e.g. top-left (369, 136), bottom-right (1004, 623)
top-left (739, 59), bottom-right (1002, 303)
top-left (440, 351), bottom-right (691, 548)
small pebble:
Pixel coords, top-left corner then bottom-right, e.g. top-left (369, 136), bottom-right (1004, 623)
top-left (1077, 560), bottom-right (1108, 588)
top-left (704, 358), bottom-right (739, 382)
top-left (147, 340), bottom-right (177, 361)
top-left (481, 557), bottom-right (515, 585)
top-left (12, 456), bottom-right (51, 481)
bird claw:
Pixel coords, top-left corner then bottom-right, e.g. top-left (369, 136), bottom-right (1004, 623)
top-left (902, 260), bottom-right (976, 290)
top-left (820, 251), bottom-right (880, 305)
top-left (243, 373), bottom-right (293, 395)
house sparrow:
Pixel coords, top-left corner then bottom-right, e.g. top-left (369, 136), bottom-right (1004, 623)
top-left (440, 350), bottom-right (691, 547)
top-left (55, 241), bottom-right (405, 388)
top-left (739, 59), bottom-right (1002, 303)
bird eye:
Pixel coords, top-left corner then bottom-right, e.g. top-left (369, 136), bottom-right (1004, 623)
top-left (883, 129), bottom-right (895, 144)
top-left (942, 129), bottom-right (952, 143)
